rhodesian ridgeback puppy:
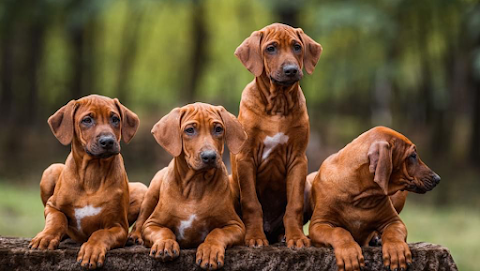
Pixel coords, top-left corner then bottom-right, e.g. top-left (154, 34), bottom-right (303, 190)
top-left (128, 103), bottom-right (247, 270)
top-left (232, 23), bottom-right (322, 248)
top-left (29, 95), bottom-right (146, 269)
top-left (308, 126), bottom-right (440, 271)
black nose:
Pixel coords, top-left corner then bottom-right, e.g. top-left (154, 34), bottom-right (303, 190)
top-left (200, 150), bottom-right (217, 164)
top-left (99, 135), bottom-right (115, 149)
top-left (283, 64), bottom-right (298, 77)
top-left (433, 173), bottom-right (441, 184)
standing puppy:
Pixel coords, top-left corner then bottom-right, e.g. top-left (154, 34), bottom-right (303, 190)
top-left (232, 23), bottom-right (322, 248)
top-left (29, 95), bottom-right (146, 269)
top-left (129, 103), bottom-right (247, 270)
top-left (308, 126), bottom-right (441, 271)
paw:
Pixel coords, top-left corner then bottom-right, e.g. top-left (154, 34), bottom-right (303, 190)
top-left (196, 242), bottom-right (225, 270)
top-left (382, 241), bottom-right (412, 271)
top-left (127, 230), bottom-right (144, 245)
top-left (77, 241), bottom-right (107, 269)
top-left (286, 233), bottom-right (311, 249)
top-left (245, 229), bottom-right (268, 247)
top-left (149, 239), bottom-right (180, 262)
top-left (29, 232), bottom-right (61, 250)
top-left (334, 241), bottom-right (365, 271)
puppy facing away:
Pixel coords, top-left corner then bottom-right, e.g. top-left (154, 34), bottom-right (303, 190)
top-left (29, 95), bottom-right (146, 269)
top-left (308, 126), bottom-right (440, 271)
top-left (128, 103), bottom-right (247, 270)
top-left (232, 23), bottom-right (322, 248)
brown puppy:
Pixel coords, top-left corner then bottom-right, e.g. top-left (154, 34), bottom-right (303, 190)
top-left (232, 23), bottom-right (322, 248)
top-left (128, 103), bottom-right (247, 270)
top-left (29, 95), bottom-right (146, 269)
top-left (308, 126), bottom-right (440, 271)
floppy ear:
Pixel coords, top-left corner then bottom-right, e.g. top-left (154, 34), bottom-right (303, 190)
top-left (296, 28), bottom-right (322, 75)
top-left (48, 100), bottom-right (77, 145)
top-left (151, 108), bottom-right (183, 157)
top-left (368, 141), bottom-right (393, 195)
top-left (234, 30), bottom-right (264, 77)
top-left (114, 98), bottom-right (140, 144)
top-left (218, 106), bottom-right (247, 154)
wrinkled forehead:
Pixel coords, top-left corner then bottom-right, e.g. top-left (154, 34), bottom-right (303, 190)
top-left (261, 24), bottom-right (299, 44)
top-left (75, 96), bottom-right (119, 116)
top-left (181, 104), bottom-right (222, 126)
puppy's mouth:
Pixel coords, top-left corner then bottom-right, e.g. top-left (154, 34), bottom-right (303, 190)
top-left (406, 177), bottom-right (439, 194)
top-left (189, 161), bottom-right (219, 171)
top-left (270, 76), bottom-right (300, 86)
top-left (85, 146), bottom-right (120, 159)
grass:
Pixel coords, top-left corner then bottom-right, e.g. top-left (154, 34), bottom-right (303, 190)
top-left (0, 182), bottom-right (478, 270)
top-left (400, 202), bottom-right (480, 271)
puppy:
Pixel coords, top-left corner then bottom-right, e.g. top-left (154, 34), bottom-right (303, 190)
top-left (29, 95), bottom-right (146, 269)
top-left (129, 103), bottom-right (247, 270)
top-left (308, 126), bottom-right (440, 271)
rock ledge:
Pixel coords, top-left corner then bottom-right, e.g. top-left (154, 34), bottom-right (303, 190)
top-left (0, 237), bottom-right (458, 270)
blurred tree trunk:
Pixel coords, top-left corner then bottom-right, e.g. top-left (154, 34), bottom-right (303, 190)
top-left (277, 6), bottom-right (298, 27)
top-left (469, 29), bottom-right (480, 164)
top-left (67, 13), bottom-right (97, 99)
top-left (25, 14), bottom-right (46, 126)
top-left (115, 2), bottom-right (143, 103)
top-left (183, 0), bottom-right (208, 103)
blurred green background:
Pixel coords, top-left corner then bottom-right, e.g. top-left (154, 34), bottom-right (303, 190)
top-left (0, 0), bottom-right (479, 270)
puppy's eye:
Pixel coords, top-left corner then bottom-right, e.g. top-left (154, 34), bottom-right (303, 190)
top-left (293, 44), bottom-right (302, 52)
top-left (185, 127), bottom-right (195, 135)
top-left (82, 116), bottom-right (93, 125)
top-left (266, 45), bottom-right (276, 53)
top-left (214, 125), bottom-right (224, 134)
top-left (111, 116), bottom-right (120, 125)
top-left (409, 153), bottom-right (417, 160)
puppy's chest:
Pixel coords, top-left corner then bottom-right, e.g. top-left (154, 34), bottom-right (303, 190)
top-left (159, 199), bottom-right (226, 247)
top-left (60, 191), bottom-right (124, 236)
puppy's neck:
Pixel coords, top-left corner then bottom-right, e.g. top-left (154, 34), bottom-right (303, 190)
top-left (69, 139), bottom-right (123, 192)
top-left (255, 73), bottom-right (301, 116)
top-left (173, 155), bottom-right (226, 199)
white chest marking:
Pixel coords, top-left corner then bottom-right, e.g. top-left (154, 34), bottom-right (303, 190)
top-left (178, 214), bottom-right (196, 240)
top-left (74, 205), bottom-right (102, 231)
top-left (262, 132), bottom-right (289, 160)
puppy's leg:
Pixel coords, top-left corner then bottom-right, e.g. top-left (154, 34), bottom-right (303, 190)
top-left (143, 225), bottom-right (180, 262)
top-left (369, 191), bottom-right (409, 246)
top-left (127, 182), bottom-right (147, 226)
top-left (128, 171), bottom-right (163, 245)
top-left (236, 158), bottom-right (268, 247)
top-left (310, 223), bottom-right (365, 271)
top-left (196, 223), bottom-right (245, 270)
top-left (29, 204), bottom-right (68, 250)
top-left (381, 221), bottom-right (412, 271)
top-left (77, 225), bottom-right (128, 269)
top-left (284, 155), bottom-right (310, 248)
top-left (40, 164), bottom-right (64, 206)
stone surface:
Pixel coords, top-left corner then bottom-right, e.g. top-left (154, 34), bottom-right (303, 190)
top-left (0, 236), bottom-right (458, 271)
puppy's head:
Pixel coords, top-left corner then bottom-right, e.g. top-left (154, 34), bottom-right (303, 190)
top-left (152, 103), bottom-right (247, 171)
top-left (367, 127), bottom-right (440, 195)
top-left (48, 95), bottom-right (139, 158)
top-left (235, 23), bottom-right (322, 85)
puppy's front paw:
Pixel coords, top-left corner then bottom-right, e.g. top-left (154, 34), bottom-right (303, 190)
top-left (149, 239), bottom-right (180, 262)
top-left (334, 241), bottom-right (365, 271)
top-left (382, 240), bottom-right (412, 271)
top-left (77, 241), bottom-right (107, 270)
top-left (29, 231), bottom-right (61, 250)
top-left (127, 230), bottom-right (144, 245)
top-left (286, 233), bottom-right (311, 249)
top-left (245, 229), bottom-right (268, 247)
top-left (196, 242), bottom-right (225, 270)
